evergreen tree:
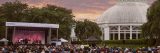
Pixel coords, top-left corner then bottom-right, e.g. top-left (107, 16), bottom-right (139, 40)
top-left (142, 0), bottom-right (160, 46)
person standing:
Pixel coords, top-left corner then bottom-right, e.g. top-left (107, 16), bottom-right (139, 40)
top-left (2, 46), bottom-right (9, 53)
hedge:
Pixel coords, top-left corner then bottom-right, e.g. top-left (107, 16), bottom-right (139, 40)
top-left (104, 39), bottom-right (147, 45)
top-left (124, 39), bottom-right (147, 44)
top-left (71, 39), bottom-right (147, 45)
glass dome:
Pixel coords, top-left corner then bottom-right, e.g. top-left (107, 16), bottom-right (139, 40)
top-left (97, 0), bottom-right (149, 24)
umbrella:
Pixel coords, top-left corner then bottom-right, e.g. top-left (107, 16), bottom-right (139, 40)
top-left (85, 36), bottom-right (98, 41)
top-left (0, 38), bottom-right (9, 42)
top-left (59, 38), bottom-right (68, 42)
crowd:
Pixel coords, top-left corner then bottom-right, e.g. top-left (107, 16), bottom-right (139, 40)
top-left (0, 44), bottom-right (160, 53)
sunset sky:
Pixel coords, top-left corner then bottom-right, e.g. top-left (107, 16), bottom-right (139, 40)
top-left (0, 0), bottom-right (156, 21)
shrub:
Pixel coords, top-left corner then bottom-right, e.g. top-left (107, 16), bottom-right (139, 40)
top-left (71, 39), bottom-right (147, 45)
top-left (104, 40), bottom-right (124, 44)
top-left (124, 39), bottom-right (147, 44)
top-left (103, 39), bottom-right (147, 45)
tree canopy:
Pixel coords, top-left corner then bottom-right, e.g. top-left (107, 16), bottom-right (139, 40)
top-left (75, 20), bottom-right (102, 40)
top-left (0, 1), bottom-right (101, 40)
top-left (142, 0), bottom-right (160, 46)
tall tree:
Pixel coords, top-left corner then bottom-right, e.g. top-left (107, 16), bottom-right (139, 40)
top-left (41, 5), bottom-right (75, 39)
top-left (142, 0), bottom-right (160, 46)
top-left (0, 1), bottom-right (28, 38)
top-left (75, 19), bottom-right (102, 40)
top-left (0, 1), bottom-right (101, 40)
top-left (0, 1), bottom-right (28, 22)
top-left (0, 1), bottom-right (75, 39)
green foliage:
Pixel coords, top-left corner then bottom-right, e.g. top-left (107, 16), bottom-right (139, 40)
top-left (124, 39), bottom-right (147, 44)
top-left (141, 0), bottom-right (160, 46)
top-left (104, 40), bottom-right (123, 44)
top-left (0, 1), bottom-right (74, 39)
top-left (72, 39), bottom-right (147, 45)
top-left (72, 40), bottom-right (147, 48)
top-left (0, 1), bottom-right (28, 22)
top-left (106, 44), bottom-right (147, 48)
top-left (75, 19), bottom-right (102, 40)
top-left (0, 1), bottom-right (101, 40)
top-left (72, 41), bottom-right (102, 44)
top-left (103, 39), bottom-right (146, 45)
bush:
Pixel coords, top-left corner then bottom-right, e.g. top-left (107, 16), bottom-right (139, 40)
top-left (71, 40), bottom-right (102, 44)
top-left (104, 39), bottom-right (147, 45)
top-left (124, 39), bottom-right (147, 44)
top-left (103, 40), bottom-right (124, 44)
top-left (71, 39), bottom-right (147, 45)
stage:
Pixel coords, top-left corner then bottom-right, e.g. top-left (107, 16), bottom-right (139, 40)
top-left (5, 22), bottom-right (59, 44)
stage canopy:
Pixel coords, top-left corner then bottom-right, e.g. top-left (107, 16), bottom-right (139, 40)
top-left (6, 22), bottom-right (59, 28)
top-left (5, 22), bottom-right (59, 44)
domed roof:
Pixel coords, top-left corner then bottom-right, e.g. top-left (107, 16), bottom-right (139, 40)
top-left (97, 0), bottom-right (149, 24)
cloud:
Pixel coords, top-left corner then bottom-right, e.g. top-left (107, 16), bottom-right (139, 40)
top-left (0, 0), bottom-right (156, 20)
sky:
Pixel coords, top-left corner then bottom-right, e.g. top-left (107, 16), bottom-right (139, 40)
top-left (0, 0), bottom-right (156, 21)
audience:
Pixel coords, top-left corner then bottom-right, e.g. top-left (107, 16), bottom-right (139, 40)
top-left (0, 44), bottom-right (160, 53)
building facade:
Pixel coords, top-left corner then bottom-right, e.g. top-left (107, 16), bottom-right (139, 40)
top-left (97, 0), bottom-right (149, 40)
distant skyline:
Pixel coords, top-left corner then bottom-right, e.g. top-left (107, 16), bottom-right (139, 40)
top-left (0, 0), bottom-right (156, 21)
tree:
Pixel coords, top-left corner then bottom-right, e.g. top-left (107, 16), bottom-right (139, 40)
top-left (0, 1), bottom-right (101, 40)
top-left (0, 18), bottom-right (6, 38)
top-left (141, 0), bottom-right (160, 46)
top-left (75, 19), bottom-right (102, 40)
top-left (0, 1), bottom-right (75, 39)
top-left (0, 1), bottom-right (28, 22)
top-left (0, 1), bottom-right (28, 38)
top-left (41, 5), bottom-right (75, 39)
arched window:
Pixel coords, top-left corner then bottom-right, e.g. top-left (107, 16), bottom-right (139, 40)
top-left (120, 26), bottom-right (130, 30)
top-left (132, 26), bottom-right (140, 30)
top-left (109, 26), bottom-right (118, 30)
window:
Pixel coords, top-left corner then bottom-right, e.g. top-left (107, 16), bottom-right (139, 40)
top-left (110, 33), bottom-right (113, 40)
top-left (132, 33), bottom-right (136, 39)
top-left (108, 25), bottom-right (141, 40)
top-left (132, 26), bottom-right (140, 30)
top-left (110, 26), bottom-right (118, 30)
top-left (120, 33), bottom-right (124, 40)
top-left (115, 33), bottom-right (118, 40)
top-left (138, 33), bottom-right (141, 39)
top-left (126, 33), bottom-right (130, 39)
top-left (120, 26), bottom-right (130, 30)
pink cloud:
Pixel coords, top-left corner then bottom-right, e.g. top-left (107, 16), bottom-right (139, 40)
top-left (0, 0), bottom-right (156, 20)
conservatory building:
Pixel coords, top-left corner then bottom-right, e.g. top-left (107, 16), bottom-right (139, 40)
top-left (97, 0), bottom-right (149, 40)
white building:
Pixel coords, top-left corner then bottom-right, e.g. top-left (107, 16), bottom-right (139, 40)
top-left (97, 0), bottom-right (149, 40)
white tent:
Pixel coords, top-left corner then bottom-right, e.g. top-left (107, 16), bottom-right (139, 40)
top-left (59, 38), bottom-right (68, 42)
top-left (0, 38), bottom-right (8, 42)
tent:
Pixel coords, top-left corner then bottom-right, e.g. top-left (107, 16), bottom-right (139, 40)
top-left (50, 38), bottom-right (68, 46)
top-left (51, 38), bottom-right (60, 41)
top-left (0, 38), bottom-right (9, 45)
top-left (85, 36), bottom-right (98, 41)
top-left (59, 38), bottom-right (68, 42)
top-left (0, 38), bottom-right (8, 42)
